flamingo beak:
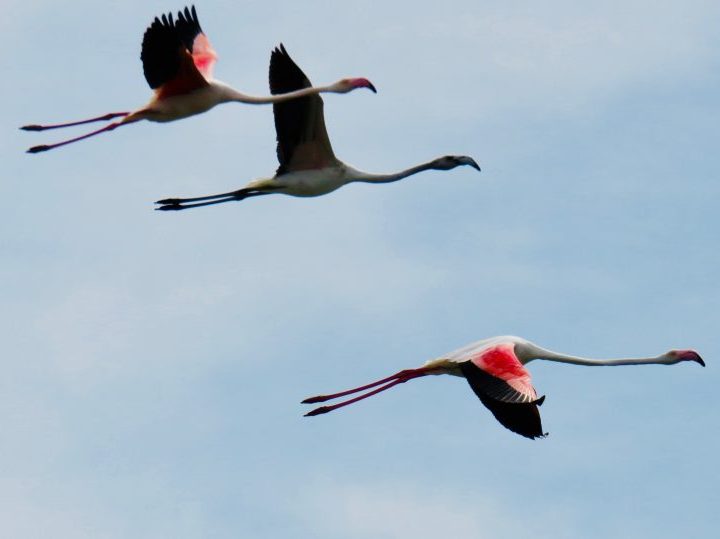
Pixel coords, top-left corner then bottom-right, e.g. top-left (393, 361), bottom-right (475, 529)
top-left (468, 158), bottom-right (481, 171)
top-left (680, 351), bottom-right (705, 366)
top-left (352, 78), bottom-right (376, 93)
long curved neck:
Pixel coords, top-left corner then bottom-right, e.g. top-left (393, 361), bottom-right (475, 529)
top-left (523, 344), bottom-right (674, 366)
top-left (350, 160), bottom-right (440, 184)
top-left (218, 83), bottom-right (333, 105)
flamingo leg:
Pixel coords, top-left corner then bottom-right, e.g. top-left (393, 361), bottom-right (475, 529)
top-left (156, 187), bottom-right (282, 211)
top-left (155, 196), bottom-right (237, 211)
top-left (156, 188), bottom-right (256, 206)
top-left (26, 120), bottom-right (128, 153)
top-left (303, 368), bottom-right (433, 416)
top-left (155, 194), bottom-right (267, 211)
top-left (21, 112), bottom-right (130, 131)
top-left (302, 369), bottom-right (424, 404)
top-left (305, 378), bottom-right (410, 416)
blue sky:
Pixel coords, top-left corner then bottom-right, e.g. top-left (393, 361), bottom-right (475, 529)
top-left (2, 0), bottom-right (719, 537)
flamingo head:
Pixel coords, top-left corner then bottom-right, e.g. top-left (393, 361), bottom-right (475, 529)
top-left (333, 78), bottom-right (377, 94)
top-left (431, 155), bottom-right (481, 172)
top-left (668, 349), bottom-right (705, 366)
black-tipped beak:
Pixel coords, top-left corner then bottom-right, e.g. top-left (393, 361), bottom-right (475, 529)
top-left (469, 159), bottom-right (481, 171)
top-left (683, 351), bottom-right (706, 367)
top-left (367, 82), bottom-right (377, 94)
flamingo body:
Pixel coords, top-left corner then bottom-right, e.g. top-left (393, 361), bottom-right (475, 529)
top-left (303, 335), bottom-right (705, 440)
top-left (140, 82), bottom-right (236, 122)
top-left (251, 167), bottom-right (350, 197)
top-left (424, 336), bottom-right (545, 438)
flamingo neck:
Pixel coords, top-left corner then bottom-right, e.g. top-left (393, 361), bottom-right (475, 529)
top-left (349, 160), bottom-right (440, 184)
top-left (216, 82), bottom-right (331, 105)
top-left (521, 343), bottom-right (674, 366)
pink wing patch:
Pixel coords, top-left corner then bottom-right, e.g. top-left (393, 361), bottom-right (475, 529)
top-left (472, 344), bottom-right (537, 400)
top-left (192, 33), bottom-right (218, 80)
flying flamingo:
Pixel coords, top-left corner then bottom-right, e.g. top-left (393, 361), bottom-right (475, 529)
top-left (155, 45), bottom-right (479, 211)
top-left (21, 6), bottom-right (376, 154)
top-left (302, 335), bottom-right (705, 439)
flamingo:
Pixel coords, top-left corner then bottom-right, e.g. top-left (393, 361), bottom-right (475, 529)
top-left (21, 6), bottom-right (376, 154)
top-left (302, 335), bottom-right (705, 439)
top-left (155, 45), bottom-right (479, 211)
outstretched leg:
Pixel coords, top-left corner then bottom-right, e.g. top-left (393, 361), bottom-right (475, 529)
top-left (25, 112), bottom-right (145, 153)
top-left (302, 369), bottom-right (424, 404)
top-left (21, 112), bottom-right (130, 131)
top-left (155, 188), bottom-right (273, 211)
top-left (26, 120), bottom-right (133, 153)
top-left (302, 367), bottom-right (434, 416)
top-left (305, 378), bottom-right (410, 416)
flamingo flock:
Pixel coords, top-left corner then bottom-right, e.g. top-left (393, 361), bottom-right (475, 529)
top-left (21, 5), bottom-right (705, 440)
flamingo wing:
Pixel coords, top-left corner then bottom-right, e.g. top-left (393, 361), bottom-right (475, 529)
top-left (460, 362), bottom-right (546, 440)
top-left (140, 6), bottom-right (214, 97)
top-left (269, 44), bottom-right (337, 175)
top-left (176, 6), bottom-right (217, 80)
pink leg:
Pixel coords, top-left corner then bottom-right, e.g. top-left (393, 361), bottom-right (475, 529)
top-left (26, 120), bottom-right (128, 153)
top-left (21, 112), bottom-right (130, 131)
top-left (303, 368), bottom-right (433, 416)
top-left (302, 368), bottom-right (424, 404)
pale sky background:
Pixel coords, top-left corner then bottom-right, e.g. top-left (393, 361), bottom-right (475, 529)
top-left (1, 0), bottom-right (719, 537)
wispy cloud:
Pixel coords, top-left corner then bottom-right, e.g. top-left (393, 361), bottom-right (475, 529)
top-left (294, 478), bottom-right (577, 539)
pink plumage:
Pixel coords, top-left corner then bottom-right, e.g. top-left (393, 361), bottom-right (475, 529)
top-left (471, 344), bottom-right (538, 400)
top-left (190, 32), bottom-right (217, 79)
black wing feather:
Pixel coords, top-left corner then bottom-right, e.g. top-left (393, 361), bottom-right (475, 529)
top-left (460, 361), bottom-right (547, 440)
top-left (141, 5), bottom-right (202, 89)
top-left (269, 44), bottom-right (315, 174)
top-left (175, 5), bottom-right (203, 51)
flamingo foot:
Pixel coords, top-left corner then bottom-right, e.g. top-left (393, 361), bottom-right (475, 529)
top-left (27, 145), bottom-right (51, 154)
top-left (305, 406), bottom-right (331, 417)
top-left (301, 395), bottom-right (329, 404)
